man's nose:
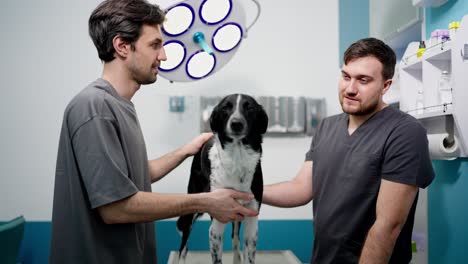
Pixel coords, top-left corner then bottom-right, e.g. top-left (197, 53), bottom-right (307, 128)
top-left (345, 80), bottom-right (358, 94)
top-left (159, 46), bottom-right (167, 61)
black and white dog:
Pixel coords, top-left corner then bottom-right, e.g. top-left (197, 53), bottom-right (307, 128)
top-left (177, 94), bottom-right (268, 264)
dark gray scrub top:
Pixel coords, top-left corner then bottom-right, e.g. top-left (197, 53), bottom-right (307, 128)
top-left (50, 78), bottom-right (156, 264)
top-left (306, 106), bottom-right (434, 264)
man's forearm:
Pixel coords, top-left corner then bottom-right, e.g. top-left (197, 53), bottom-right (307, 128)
top-left (263, 161), bottom-right (313, 207)
top-left (359, 221), bottom-right (400, 264)
top-left (263, 181), bottom-right (312, 208)
top-left (148, 147), bottom-right (188, 183)
top-left (99, 191), bottom-right (208, 224)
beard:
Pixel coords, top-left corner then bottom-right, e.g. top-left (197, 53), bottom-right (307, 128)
top-left (133, 68), bottom-right (157, 85)
top-left (137, 74), bottom-right (157, 85)
top-left (129, 60), bottom-right (157, 85)
top-left (340, 96), bottom-right (380, 116)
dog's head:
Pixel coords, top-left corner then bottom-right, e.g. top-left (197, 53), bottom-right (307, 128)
top-left (210, 94), bottom-right (268, 141)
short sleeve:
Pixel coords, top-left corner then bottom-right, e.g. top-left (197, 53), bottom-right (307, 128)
top-left (382, 121), bottom-right (435, 188)
top-left (305, 119), bottom-right (324, 161)
top-left (72, 117), bottom-right (139, 208)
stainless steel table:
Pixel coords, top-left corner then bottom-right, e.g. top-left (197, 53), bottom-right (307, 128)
top-left (167, 250), bottom-right (303, 264)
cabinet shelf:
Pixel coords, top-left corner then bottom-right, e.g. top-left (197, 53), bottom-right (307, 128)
top-left (399, 14), bottom-right (468, 158)
top-left (408, 106), bottom-right (453, 120)
top-left (424, 41), bottom-right (452, 60)
top-left (401, 59), bottom-right (422, 71)
top-left (401, 41), bottom-right (452, 70)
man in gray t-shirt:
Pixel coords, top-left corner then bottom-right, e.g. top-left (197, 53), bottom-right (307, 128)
top-left (50, 1), bottom-right (258, 263)
top-left (263, 38), bottom-right (435, 263)
top-left (51, 78), bottom-right (158, 263)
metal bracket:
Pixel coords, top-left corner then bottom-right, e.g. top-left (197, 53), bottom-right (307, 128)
top-left (244, 0), bottom-right (261, 38)
top-left (461, 44), bottom-right (468, 60)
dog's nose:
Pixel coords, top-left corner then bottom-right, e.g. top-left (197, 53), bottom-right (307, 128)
top-left (230, 119), bottom-right (244, 133)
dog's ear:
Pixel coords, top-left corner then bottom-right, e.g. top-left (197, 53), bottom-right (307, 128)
top-left (209, 103), bottom-right (222, 133)
top-left (255, 105), bottom-right (269, 134)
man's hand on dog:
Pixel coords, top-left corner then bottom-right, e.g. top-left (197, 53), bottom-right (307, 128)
top-left (182, 133), bottom-right (214, 157)
top-left (204, 189), bottom-right (259, 224)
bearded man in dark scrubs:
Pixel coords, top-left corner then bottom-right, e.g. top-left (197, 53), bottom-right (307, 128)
top-left (263, 38), bottom-right (435, 264)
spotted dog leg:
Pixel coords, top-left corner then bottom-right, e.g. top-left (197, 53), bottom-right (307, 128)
top-left (210, 219), bottom-right (225, 264)
top-left (232, 222), bottom-right (242, 264)
top-left (243, 200), bottom-right (259, 264)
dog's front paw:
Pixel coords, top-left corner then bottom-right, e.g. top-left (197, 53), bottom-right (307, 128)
top-left (233, 251), bottom-right (242, 264)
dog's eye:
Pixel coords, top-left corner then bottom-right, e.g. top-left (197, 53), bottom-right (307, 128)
top-left (222, 102), bottom-right (233, 110)
top-left (243, 102), bottom-right (254, 110)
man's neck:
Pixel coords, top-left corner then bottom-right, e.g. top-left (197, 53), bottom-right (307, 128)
top-left (348, 103), bottom-right (387, 135)
top-left (101, 61), bottom-right (140, 101)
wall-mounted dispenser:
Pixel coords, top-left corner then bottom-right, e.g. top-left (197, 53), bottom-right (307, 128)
top-left (169, 96), bottom-right (185, 112)
top-left (287, 97), bottom-right (306, 133)
top-left (305, 98), bottom-right (327, 137)
top-left (199, 96), bottom-right (326, 136)
top-left (258, 96), bottom-right (289, 133)
top-left (399, 14), bottom-right (468, 159)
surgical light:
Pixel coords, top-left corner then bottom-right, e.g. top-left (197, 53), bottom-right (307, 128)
top-left (154, 0), bottom-right (260, 82)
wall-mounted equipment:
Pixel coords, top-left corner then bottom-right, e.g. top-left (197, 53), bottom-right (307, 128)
top-left (169, 96), bottom-right (185, 112)
top-left (399, 15), bottom-right (468, 160)
top-left (156, 0), bottom-right (261, 82)
top-left (199, 96), bottom-right (326, 136)
top-left (369, 0), bottom-right (422, 54)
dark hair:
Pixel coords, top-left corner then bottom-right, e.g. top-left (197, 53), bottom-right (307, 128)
top-left (343, 38), bottom-right (396, 80)
top-left (88, 0), bottom-right (165, 62)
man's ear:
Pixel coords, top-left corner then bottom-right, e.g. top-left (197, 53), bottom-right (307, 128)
top-left (382, 79), bottom-right (393, 95)
top-left (113, 35), bottom-right (130, 58)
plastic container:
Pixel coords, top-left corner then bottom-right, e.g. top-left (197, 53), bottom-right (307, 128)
top-left (417, 41), bottom-right (426, 58)
top-left (438, 70), bottom-right (452, 104)
top-left (448, 21), bottom-right (460, 40)
top-left (439, 29), bottom-right (450, 42)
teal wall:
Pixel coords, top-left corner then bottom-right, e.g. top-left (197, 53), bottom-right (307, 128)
top-left (338, 0), bottom-right (369, 66)
top-left (426, 0), bottom-right (468, 38)
top-left (14, 220), bottom-right (313, 264)
top-left (429, 160), bottom-right (468, 263)
top-left (425, 2), bottom-right (468, 263)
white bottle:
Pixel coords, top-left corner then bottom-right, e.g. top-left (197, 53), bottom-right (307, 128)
top-left (438, 70), bottom-right (452, 105)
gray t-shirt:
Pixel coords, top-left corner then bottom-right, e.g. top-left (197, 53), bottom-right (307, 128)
top-left (306, 106), bottom-right (434, 264)
top-left (50, 78), bottom-right (156, 264)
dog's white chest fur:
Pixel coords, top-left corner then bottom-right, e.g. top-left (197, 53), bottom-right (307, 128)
top-left (208, 138), bottom-right (260, 192)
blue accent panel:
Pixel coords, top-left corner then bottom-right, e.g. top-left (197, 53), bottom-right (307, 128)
top-left (13, 220), bottom-right (313, 264)
top-left (339, 0), bottom-right (369, 66)
top-left (426, 0), bottom-right (468, 38)
top-left (257, 220), bottom-right (314, 262)
top-left (17, 222), bottom-right (51, 264)
top-left (428, 159), bottom-right (468, 264)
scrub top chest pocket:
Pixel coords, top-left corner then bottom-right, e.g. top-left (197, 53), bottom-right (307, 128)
top-left (344, 152), bottom-right (382, 195)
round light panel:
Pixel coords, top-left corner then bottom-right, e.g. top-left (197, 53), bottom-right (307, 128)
top-left (212, 23), bottom-right (243, 52)
top-left (200, 0), bottom-right (232, 25)
top-left (162, 3), bottom-right (194, 36)
top-left (159, 41), bottom-right (186, 71)
top-left (186, 51), bottom-right (216, 79)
